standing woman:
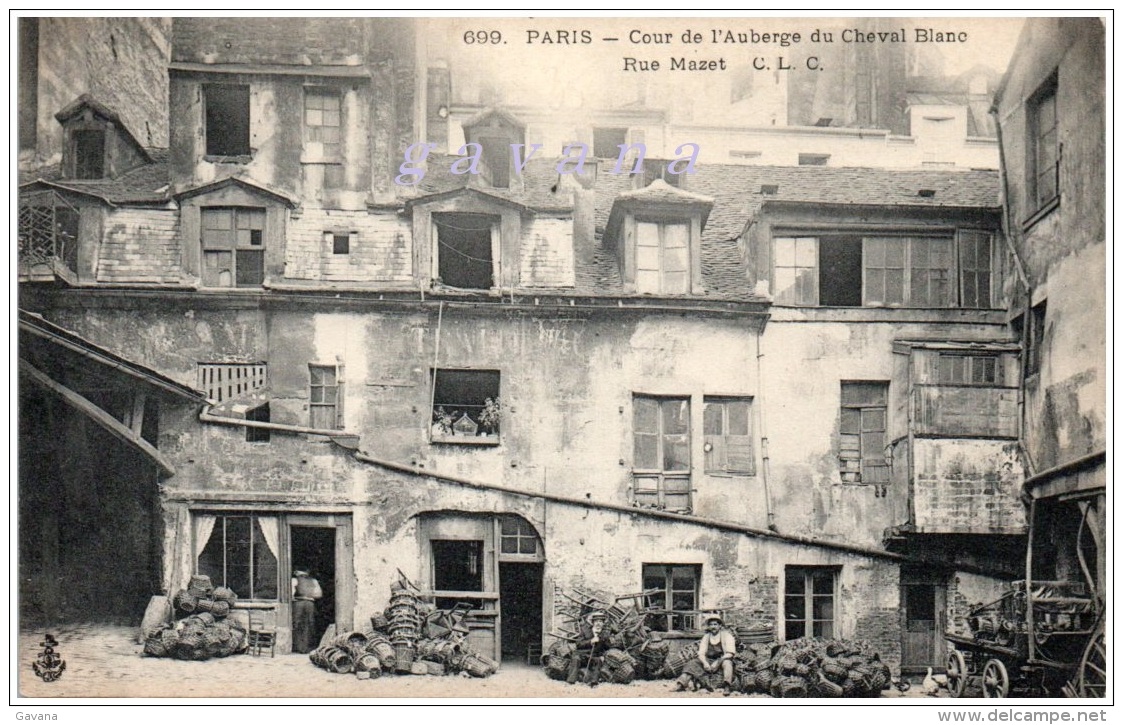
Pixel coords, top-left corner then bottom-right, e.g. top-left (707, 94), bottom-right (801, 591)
top-left (292, 568), bottom-right (323, 654)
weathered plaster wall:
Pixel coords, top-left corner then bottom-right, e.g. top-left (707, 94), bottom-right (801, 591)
top-left (912, 439), bottom-right (1026, 534)
top-left (29, 18), bottom-right (170, 166)
top-left (761, 317), bottom-right (1009, 547)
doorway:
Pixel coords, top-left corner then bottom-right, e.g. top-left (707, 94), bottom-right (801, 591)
top-left (901, 567), bottom-right (947, 674)
top-left (499, 562), bottom-right (543, 661)
top-left (290, 526), bottom-right (335, 649)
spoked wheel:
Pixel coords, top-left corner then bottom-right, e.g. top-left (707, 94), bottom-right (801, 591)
top-left (1074, 628), bottom-right (1107, 697)
top-left (982, 658), bottom-right (1010, 698)
top-left (946, 649), bottom-right (968, 698)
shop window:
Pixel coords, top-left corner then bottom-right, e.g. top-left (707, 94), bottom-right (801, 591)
top-left (703, 397), bottom-right (754, 475)
top-left (839, 381), bottom-right (889, 484)
top-left (784, 566), bottom-right (837, 640)
top-left (204, 84), bottom-right (251, 157)
top-left (201, 207), bottom-right (265, 288)
top-left (593, 127), bottom-right (629, 158)
top-left (938, 354), bottom-right (1002, 386)
top-left (73, 130), bottom-right (106, 179)
top-left (499, 516), bottom-right (539, 556)
top-left (196, 513), bottom-right (279, 600)
top-left (309, 364), bottom-right (343, 430)
top-left (643, 564), bottom-right (701, 632)
top-left (433, 213), bottom-right (497, 290)
top-left (246, 403), bottom-right (270, 443)
top-left (303, 87), bottom-right (341, 160)
top-left (636, 219), bottom-right (690, 295)
top-left (633, 396), bottom-right (691, 512)
top-left (1029, 74), bottom-right (1059, 212)
top-left (431, 369), bottom-right (500, 443)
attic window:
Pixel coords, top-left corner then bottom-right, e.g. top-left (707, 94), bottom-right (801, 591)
top-left (74, 130), bottom-right (106, 179)
top-left (479, 135), bottom-right (510, 188)
top-left (434, 213), bottom-right (497, 290)
top-left (204, 84), bottom-right (251, 158)
top-left (798, 153), bottom-right (830, 166)
top-left (918, 189), bottom-right (936, 198)
top-left (760, 184), bottom-right (779, 195)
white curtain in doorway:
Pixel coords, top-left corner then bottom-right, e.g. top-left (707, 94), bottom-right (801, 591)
top-left (257, 516), bottom-right (280, 561)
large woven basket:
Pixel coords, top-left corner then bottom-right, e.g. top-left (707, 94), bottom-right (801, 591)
top-left (392, 643), bottom-right (416, 672)
top-left (188, 574), bottom-right (214, 597)
top-left (173, 590), bottom-right (198, 613)
top-left (459, 652), bottom-right (499, 678)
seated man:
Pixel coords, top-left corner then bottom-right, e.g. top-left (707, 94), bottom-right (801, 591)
top-left (672, 614), bottom-right (737, 695)
top-left (566, 610), bottom-right (611, 686)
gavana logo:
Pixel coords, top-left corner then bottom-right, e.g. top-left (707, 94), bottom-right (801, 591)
top-left (396, 142), bottom-right (700, 185)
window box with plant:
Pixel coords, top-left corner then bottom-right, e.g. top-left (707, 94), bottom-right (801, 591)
top-left (430, 369), bottom-right (501, 445)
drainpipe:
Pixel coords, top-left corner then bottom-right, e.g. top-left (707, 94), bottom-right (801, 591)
top-left (754, 330), bottom-right (777, 531)
top-left (199, 406), bottom-right (358, 441)
top-left (990, 105), bottom-right (1036, 478)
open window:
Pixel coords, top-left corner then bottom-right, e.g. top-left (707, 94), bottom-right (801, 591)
top-left (839, 381), bottom-right (889, 484)
top-left (593, 127), bottom-right (629, 159)
top-left (204, 84), bottom-right (251, 158)
top-left (433, 213), bottom-right (497, 290)
top-left (431, 369), bottom-right (501, 444)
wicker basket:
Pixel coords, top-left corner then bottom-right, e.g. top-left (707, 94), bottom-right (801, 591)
top-left (354, 653), bottom-right (381, 673)
top-left (334, 631), bottom-right (369, 650)
top-left (370, 614), bottom-right (390, 632)
top-left (459, 652), bottom-right (499, 678)
top-left (173, 590), bottom-right (198, 613)
top-left (143, 633), bottom-right (169, 657)
top-left (392, 643), bottom-right (416, 672)
top-left (188, 574), bottom-right (215, 597)
top-left (544, 654), bottom-right (570, 680)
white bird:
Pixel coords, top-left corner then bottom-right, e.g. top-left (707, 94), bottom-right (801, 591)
top-left (922, 667), bottom-right (940, 696)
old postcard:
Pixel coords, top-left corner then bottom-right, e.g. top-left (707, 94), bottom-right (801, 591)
top-left (14, 13), bottom-right (1108, 710)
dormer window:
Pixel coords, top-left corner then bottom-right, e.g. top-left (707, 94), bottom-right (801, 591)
top-left (434, 212), bottom-right (498, 290)
top-left (73, 130), bottom-right (106, 179)
top-left (606, 180), bottom-right (713, 297)
top-left (461, 107), bottom-right (525, 190)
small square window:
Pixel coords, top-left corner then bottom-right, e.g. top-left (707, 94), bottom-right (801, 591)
top-left (332, 234), bottom-right (350, 255)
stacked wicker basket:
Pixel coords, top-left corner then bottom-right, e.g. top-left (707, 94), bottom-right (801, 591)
top-left (143, 575), bottom-right (245, 660)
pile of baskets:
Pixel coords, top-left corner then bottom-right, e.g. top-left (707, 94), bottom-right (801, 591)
top-left (733, 637), bottom-right (893, 698)
top-left (310, 631), bottom-right (396, 679)
top-left (385, 582), bottom-right (423, 673)
top-left (143, 576), bottom-right (245, 661)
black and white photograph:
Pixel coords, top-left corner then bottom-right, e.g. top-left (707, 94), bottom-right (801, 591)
top-left (12, 13), bottom-right (1109, 708)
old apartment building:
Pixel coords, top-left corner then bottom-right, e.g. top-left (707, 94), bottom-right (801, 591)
top-left (20, 17), bottom-right (1078, 677)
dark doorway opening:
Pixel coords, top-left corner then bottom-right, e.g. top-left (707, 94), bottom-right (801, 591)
top-left (499, 562), bottom-right (543, 661)
top-left (432, 539), bottom-right (483, 609)
top-left (290, 526), bottom-right (335, 649)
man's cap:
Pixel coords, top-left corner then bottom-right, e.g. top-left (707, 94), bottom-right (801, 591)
top-left (704, 614), bottom-right (723, 625)
top-left (586, 610), bottom-right (607, 622)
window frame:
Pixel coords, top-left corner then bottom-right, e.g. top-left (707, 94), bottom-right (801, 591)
top-left (632, 395), bottom-right (692, 512)
top-left (309, 363), bottom-right (344, 430)
top-left (634, 216), bottom-right (692, 295)
top-left (937, 353), bottom-right (1003, 386)
top-left (432, 213), bottom-right (500, 291)
top-left (200, 206), bottom-right (266, 288)
top-left (1028, 74), bottom-right (1059, 214)
top-left (642, 563), bottom-right (702, 633)
top-left (784, 566), bottom-right (839, 641)
top-left (771, 230), bottom-right (989, 309)
top-left (303, 86), bottom-right (343, 162)
top-left (839, 381), bottom-right (889, 485)
top-left (702, 396), bottom-right (755, 475)
top-left (430, 368), bottom-right (501, 445)
top-left (195, 512), bottom-right (280, 601)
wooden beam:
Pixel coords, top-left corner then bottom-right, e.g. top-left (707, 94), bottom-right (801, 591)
top-left (20, 359), bottom-right (176, 477)
top-left (130, 391), bottom-right (147, 435)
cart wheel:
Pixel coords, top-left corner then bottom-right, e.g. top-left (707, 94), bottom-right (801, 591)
top-left (946, 649), bottom-right (967, 698)
top-left (982, 659), bottom-right (1010, 698)
top-left (1074, 627), bottom-right (1107, 698)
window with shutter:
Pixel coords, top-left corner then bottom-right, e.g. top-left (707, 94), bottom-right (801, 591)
top-left (633, 396), bottom-right (692, 512)
top-left (703, 397), bottom-right (755, 475)
top-left (839, 381), bottom-right (889, 484)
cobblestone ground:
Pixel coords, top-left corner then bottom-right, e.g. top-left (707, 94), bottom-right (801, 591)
top-left (17, 624), bottom-right (941, 700)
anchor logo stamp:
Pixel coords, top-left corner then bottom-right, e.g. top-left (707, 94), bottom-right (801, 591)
top-left (32, 634), bottom-right (66, 682)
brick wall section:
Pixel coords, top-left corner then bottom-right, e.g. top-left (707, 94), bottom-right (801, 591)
top-left (912, 439), bottom-right (1027, 535)
top-left (852, 562), bottom-right (902, 674)
top-left (714, 576), bottom-right (779, 635)
top-left (97, 207), bottom-right (181, 284)
top-left (172, 18), bottom-right (367, 65)
top-left (519, 217), bottom-right (575, 288)
top-left (286, 208), bottom-right (412, 282)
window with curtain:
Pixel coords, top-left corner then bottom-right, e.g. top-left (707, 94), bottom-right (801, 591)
top-left (195, 513), bottom-right (279, 600)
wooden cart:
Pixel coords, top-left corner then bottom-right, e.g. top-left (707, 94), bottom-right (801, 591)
top-left (945, 580), bottom-right (1104, 698)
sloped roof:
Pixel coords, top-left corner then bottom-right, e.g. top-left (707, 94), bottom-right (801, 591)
top-left (173, 175), bottom-right (299, 207)
top-left (19, 149), bottom-right (171, 205)
top-left (54, 94), bottom-right (155, 163)
top-left (407, 155), bottom-right (575, 213)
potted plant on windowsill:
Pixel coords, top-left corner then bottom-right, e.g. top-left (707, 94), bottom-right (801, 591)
top-left (479, 397), bottom-right (500, 439)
